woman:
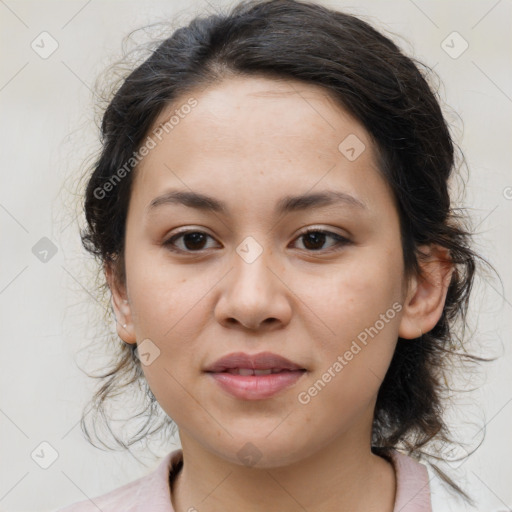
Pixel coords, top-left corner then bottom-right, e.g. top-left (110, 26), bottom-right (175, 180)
top-left (58, 0), bottom-right (487, 510)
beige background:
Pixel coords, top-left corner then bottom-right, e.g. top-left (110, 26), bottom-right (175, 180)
top-left (0, 0), bottom-right (511, 510)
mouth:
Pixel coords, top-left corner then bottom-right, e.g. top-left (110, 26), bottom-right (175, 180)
top-left (213, 368), bottom-right (306, 375)
top-left (203, 351), bottom-right (307, 400)
top-left (206, 368), bottom-right (307, 400)
top-left (203, 351), bottom-right (306, 374)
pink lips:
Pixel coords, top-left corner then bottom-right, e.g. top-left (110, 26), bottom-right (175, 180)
top-left (204, 351), bottom-right (307, 400)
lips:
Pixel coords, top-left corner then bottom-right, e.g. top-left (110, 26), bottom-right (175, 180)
top-left (204, 352), bottom-right (307, 400)
top-left (203, 351), bottom-right (306, 373)
top-left (222, 368), bottom-right (292, 375)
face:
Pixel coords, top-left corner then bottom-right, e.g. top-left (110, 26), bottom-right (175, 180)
top-left (112, 75), bottom-right (416, 467)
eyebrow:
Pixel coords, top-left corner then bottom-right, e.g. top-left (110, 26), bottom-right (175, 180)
top-left (146, 189), bottom-right (367, 216)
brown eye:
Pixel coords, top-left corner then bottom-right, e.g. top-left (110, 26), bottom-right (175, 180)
top-left (292, 229), bottom-right (351, 252)
top-left (163, 228), bottom-right (350, 255)
top-left (163, 230), bottom-right (218, 253)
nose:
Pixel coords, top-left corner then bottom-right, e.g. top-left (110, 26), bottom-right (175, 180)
top-left (214, 246), bottom-right (293, 332)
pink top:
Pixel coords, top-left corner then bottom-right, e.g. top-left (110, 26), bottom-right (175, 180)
top-left (57, 448), bottom-right (432, 511)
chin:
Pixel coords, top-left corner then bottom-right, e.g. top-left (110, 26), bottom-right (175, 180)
top-left (208, 436), bottom-right (312, 469)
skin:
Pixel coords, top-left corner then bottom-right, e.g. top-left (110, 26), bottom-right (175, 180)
top-left (108, 75), bottom-right (453, 512)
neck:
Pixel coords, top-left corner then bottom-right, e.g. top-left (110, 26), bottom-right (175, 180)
top-left (170, 424), bottom-right (396, 512)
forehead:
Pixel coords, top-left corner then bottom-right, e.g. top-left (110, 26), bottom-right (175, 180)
top-left (131, 75), bottom-right (395, 219)
top-left (151, 75), bottom-right (365, 154)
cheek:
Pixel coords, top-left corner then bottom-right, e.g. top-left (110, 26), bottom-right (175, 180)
top-left (125, 246), bottom-right (201, 337)
top-left (123, 247), bottom-right (214, 387)
top-left (319, 248), bottom-right (404, 335)
top-left (309, 250), bottom-right (403, 395)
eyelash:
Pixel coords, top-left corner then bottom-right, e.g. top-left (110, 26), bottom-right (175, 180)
top-left (162, 228), bottom-right (351, 255)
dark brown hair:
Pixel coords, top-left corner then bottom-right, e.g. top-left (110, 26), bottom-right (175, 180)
top-left (79, 0), bottom-right (493, 502)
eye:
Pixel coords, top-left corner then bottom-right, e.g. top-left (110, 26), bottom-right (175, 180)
top-left (163, 230), bottom-right (219, 253)
top-left (163, 228), bottom-right (351, 254)
top-left (291, 228), bottom-right (351, 252)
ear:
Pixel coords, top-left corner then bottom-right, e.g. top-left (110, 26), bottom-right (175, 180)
top-left (104, 261), bottom-right (137, 345)
top-left (398, 244), bottom-right (454, 339)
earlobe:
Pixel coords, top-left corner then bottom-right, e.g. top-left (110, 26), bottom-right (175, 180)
top-left (104, 262), bottom-right (137, 344)
top-left (398, 244), bottom-right (454, 340)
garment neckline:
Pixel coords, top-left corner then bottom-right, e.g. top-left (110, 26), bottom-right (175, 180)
top-left (166, 446), bottom-right (431, 512)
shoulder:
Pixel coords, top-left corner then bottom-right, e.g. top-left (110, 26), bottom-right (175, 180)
top-left (386, 449), bottom-right (432, 512)
top-left (55, 449), bottom-right (183, 512)
top-left (386, 449), bottom-right (481, 512)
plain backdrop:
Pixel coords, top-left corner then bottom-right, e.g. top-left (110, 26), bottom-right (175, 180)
top-left (0, 1), bottom-right (511, 511)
